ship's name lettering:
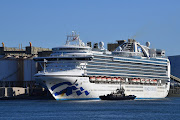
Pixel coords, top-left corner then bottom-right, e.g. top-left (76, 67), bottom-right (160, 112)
top-left (144, 87), bottom-right (156, 91)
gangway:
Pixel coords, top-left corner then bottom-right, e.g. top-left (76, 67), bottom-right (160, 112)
top-left (170, 75), bottom-right (180, 83)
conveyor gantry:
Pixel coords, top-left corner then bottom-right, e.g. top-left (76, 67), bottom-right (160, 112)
top-left (170, 75), bottom-right (180, 83)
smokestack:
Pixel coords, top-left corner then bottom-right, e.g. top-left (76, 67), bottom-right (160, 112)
top-left (29, 42), bottom-right (32, 47)
top-left (2, 42), bottom-right (4, 47)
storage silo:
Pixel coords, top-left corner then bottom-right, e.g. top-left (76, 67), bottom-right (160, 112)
top-left (23, 56), bottom-right (37, 88)
top-left (0, 59), bottom-right (18, 82)
top-left (24, 58), bottom-right (37, 81)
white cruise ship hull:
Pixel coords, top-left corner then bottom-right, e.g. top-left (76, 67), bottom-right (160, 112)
top-left (33, 33), bottom-right (171, 100)
top-left (35, 75), bottom-right (170, 100)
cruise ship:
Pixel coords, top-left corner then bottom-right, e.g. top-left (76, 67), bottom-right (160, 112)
top-left (34, 31), bottom-right (170, 100)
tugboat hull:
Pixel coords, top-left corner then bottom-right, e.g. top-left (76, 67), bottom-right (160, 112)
top-left (100, 95), bottom-right (136, 100)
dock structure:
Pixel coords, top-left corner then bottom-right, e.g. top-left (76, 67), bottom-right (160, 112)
top-left (170, 75), bottom-right (180, 83)
top-left (0, 42), bottom-right (52, 98)
top-left (169, 75), bottom-right (180, 96)
top-left (168, 55), bottom-right (180, 96)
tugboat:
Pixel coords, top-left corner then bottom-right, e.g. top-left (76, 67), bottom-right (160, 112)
top-left (99, 87), bottom-right (136, 100)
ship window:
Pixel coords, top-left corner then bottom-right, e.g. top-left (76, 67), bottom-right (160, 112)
top-left (58, 48), bottom-right (89, 50)
top-left (52, 48), bottom-right (58, 51)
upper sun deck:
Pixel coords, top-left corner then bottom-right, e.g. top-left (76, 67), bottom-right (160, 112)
top-left (112, 39), bottom-right (166, 58)
top-left (39, 30), bottom-right (166, 59)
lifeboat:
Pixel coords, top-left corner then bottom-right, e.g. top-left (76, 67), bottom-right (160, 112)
top-left (112, 77), bottom-right (116, 82)
top-left (153, 79), bottom-right (157, 83)
top-left (145, 79), bottom-right (150, 83)
top-left (96, 77), bottom-right (101, 82)
top-left (116, 77), bottom-right (121, 82)
top-left (106, 77), bottom-right (111, 82)
top-left (89, 76), bottom-right (96, 82)
top-left (101, 77), bottom-right (106, 82)
top-left (150, 79), bottom-right (154, 84)
top-left (141, 79), bottom-right (146, 83)
top-left (136, 78), bottom-right (141, 83)
top-left (132, 78), bottom-right (136, 83)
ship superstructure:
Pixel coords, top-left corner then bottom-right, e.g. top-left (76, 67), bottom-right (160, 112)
top-left (34, 31), bottom-right (170, 100)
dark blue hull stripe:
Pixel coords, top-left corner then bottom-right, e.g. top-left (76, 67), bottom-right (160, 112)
top-left (51, 82), bottom-right (72, 91)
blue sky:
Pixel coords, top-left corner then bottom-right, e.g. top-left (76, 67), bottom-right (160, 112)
top-left (0, 0), bottom-right (180, 56)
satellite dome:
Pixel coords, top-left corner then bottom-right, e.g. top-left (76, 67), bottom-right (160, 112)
top-left (146, 42), bottom-right (150, 47)
top-left (99, 41), bottom-right (104, 49)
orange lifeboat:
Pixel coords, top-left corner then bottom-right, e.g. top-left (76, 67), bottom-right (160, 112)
top-left (116, 77), bottom-right (121, 82)
top-left (132, 78), bottom-right (136, 83)
top-left (153, 79), bottom-right (157, 83)
top-left (145, 79), bottom-right (150, 83)
top-left (141, 79), bottom-right (145, 83)
top-left (101, 77), bottom-right (106, 81)
top-left (106, 77), bottom-right (111, 82)
top-left (150, 79), bottom-right (154, 83)
top-left (96, 76), bottom-right (101, 81)
top-left (90, 76), bottom-right (95, 81)
top-left (136, 78), bottom-right (141, 83)
top-left (112, 77), bottom-right (116, 82)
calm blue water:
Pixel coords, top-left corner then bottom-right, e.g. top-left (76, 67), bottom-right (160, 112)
top-left (0, 97), bottom-right (180, 120)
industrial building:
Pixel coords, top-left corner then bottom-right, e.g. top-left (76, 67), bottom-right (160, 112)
top-left (0, 42), bottom-right (52, 98)
top-left (168, 55), bottom-right (180, 95)
top-left (168, 55), bottom-right (180, 78)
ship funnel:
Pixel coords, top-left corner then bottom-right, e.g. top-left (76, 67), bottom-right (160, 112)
top-left (2, 42), bottom-right (4, 47)
top-left (29, 42), bottom-right (32, 47)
